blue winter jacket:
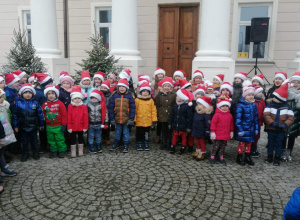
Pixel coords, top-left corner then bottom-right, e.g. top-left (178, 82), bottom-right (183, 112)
top-left (283, 188), bottom-right (300, 220)
top-left (58, 87), bottom-right (71, 109)
top-left (4, 86), bottom-right (19, 113)
top-left (191, 109), bottom-right (212, 138)
top-left (34, 86), bottom-right (47, 106)
top-left (235, 97), bottom-right (259, 143)
top-left (12, 98), bottom-right (44, 132)
top-left (80, 83), bottom-right (94, 105)
top-left (169, 103), bottom-right (193, 132)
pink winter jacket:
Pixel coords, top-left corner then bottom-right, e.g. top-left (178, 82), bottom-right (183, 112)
top-left (210, 108), bottom-right (234, 141)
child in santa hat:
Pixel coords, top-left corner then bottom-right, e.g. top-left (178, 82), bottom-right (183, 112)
top-left (191, 96), bottom-right (213, 161)
top-left (42, 86), bottom-right (68, 158)
top-left (28, 73), bottom-right (37, 86)
top-left (58, 73), bottom-right (74, 109)
top-left (209, 95), bottom-right (234, 164)
top-left (235, 81), bottom-right (259, 166)
top-left (179, 79), bottom-right (192, 92)
top-left (266, 72), bottom-right (287, 105)
top-left (118, 69), bottom-right (136, 98)
top-left (80, 70), bottom-right (94, 105)
top-left (12, 70), bottom-right (27, 89)
top-left (152, 68), bottom-right (165, 97)
top-left (13, 84), bottom-right (44, 161)
top-left (251, 74), bottom-right (266, 98)
top-left (134, 82), bottom-right (157, 151)
top-left (264, 82), bottom-right (294, 166)
top-left (191, 70), bottom-right (205, 92)
top-left (173, 70), bottom-right (186, 92)
top-left (109, 79), bottom-right (136, 153)
top-left (68, 85), bottom-right (89, 157)
top-left (136, 75), bottom-right (154, 98)
top-left (205, 81), bottom-right (216, 101)
top-left (169, 89), bottom-right (193, 154)
top-left (4, 73), bottom-right (20, 112)
top-left (100, 80), bottom-right (112, 145)
top-left (231, 72), bottom-right (247, 114)
top-left (220, 82), bottom-right (233, 98)
top-left (87, 90), bottom-right (108, 153)
top-left (212, 74), bottom-right (224, 96)
top-left (154, 77), bottom-right (176, 150)
top-left (107, 72), bottom-right (118, 94)
top-left (93, 72), bottom-right (105, 90)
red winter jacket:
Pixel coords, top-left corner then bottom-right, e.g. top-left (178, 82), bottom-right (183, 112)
top-left (42, 100), bottom-right (68, 127)
top-left (255, 98), bottom-right (266, 126)
top-left (67, 104), bottom-right (89, 131)
top-left (210, 108), bottom-right (234, 141)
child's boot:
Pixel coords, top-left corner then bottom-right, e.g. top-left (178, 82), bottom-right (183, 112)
top-left (188, 146), bottom-right (193, 153)
top-left (144, 139), bottom-right (150, 151)
top-left (136, 142), bottom-right (143, 151)
top-left (251, 144), bottom-right (260, 158)
top-left (78, 144), bottom-right (84, 156)
top-left (178, 146), bottom-right (186, 155)
top-left (58, 151), bottom-right (65, 158)
top-left (209, 155), bottom-right (215, 164)
top-left (89, 144), bottom-right (96, 154)
top-left (244, 153), bottom-right (254, 166)
top-left (170, 145), bottom-right (175, 154)
top-left (105, 138), bottom-right (111, 145)
top-left (21, 153), bottom-right (29, 162)
top-left (265, 154), bottom-right (273, 163)
top-left (154, 136), bottom-right (161, 143)
top-left (123, 142), bottom-right (129, 153)
top-left (196, 152), bottom-right (205, 161)
top-left (273, 155), bottom-right (280, 166)
top-left (192, 149), bottom-right (200, 158)
top-left (110, 141), bottom-right (120, 151)
top-left (50, 151), bottom-right (57, 158)
top-left (281, 149), bottom-right (287, 161)
top-left (71, 145), bottom-right (76, 158)
top-left (33, 152), bottom-right (40, 160)
top-left (236, 154), bottom-right (245, 165)
top-left (96, 144), bottom-right (102, 153)
top-left (1, 165), bottom-right (17, 177)
top-left (287, 149), bottom-right (293, 162)
top-left (219, 155), bottom-right (226, 165)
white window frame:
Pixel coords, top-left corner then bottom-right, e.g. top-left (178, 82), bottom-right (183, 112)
top-left (18, 6), bottom-right (31, 44)
top-left (231, 0), bottom-right (278, 62)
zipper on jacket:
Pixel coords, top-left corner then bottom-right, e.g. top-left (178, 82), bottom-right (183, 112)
top-left (120, 95), bottom-right (123, 123)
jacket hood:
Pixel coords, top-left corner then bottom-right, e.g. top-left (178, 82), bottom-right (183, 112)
top-left (137, 94), bottom-right (151, 100)
top-left (215, 107), bottom-right (230, 114)
top-left (239, 96), bottom-right (252, 104)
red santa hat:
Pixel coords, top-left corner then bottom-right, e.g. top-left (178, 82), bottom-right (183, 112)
top-left (137, 79), bottom-right (150, 87)
top-left (139, 82), bottom-right (151, 92)
top-left (273, 82), bottom-right (289, 102)
top-left (100, 80), bottom-right (110, 90)
top-left (216, 95), bottom-right (231, 108)
top-left (274, 72), bottom-right (287, 81)
top-left (5, 73), bottom-right (20, 87)
top-left (289, 71), bottom-right (300, 82)
top-left (61, 73), bottom-right (74, 86)
top-left (93, 72), bottom-right (105, 82)
top-left (44, 85), bottom-right (59, 98)
top-left (234, 72), bottom-right (247, 81)
top-left (214, 74), bottom-right (224, 84)
top-left (197, 96), bottom-right (212, 108)
top-left (173, 70), bottom-right (186, 79)
top-left (80, 70), bottom-right (91, 83)
top-left (70, 85), bottom-right (83, 100)
top-left (138, 74), bottom-right (151, 82)
top-left (19, 83), bottom-right (36, 96)
top-left (252, 74), bottom-right (264, 85)
top-left (12, 70), bottom-right (27, 79)
top-left (179, 79), bottom-right (191, 89)
top-left (59, 71), bottom-right (69, 83)
top-left (220, 82), bottom-right (233, 96)
top-left (89, 90), bottom-right (106, 124)
top-left (90, 89), bottom-right (103, 101)
top-left (193, 70), bottom-right (204, 80)
top-left (193, 85), bottom-right (205, 96)
top-left (119, 69), bottom-right (131, 81)
top-left (0, 74), bottom-right (5, 83)
top-left (161, 77), bottom-right (174, 87)
top-left (176, 89), bottom-right (194, 106)
top-left (242, 80), bottom-right (255, 97)
top-left (205, 82), bottom-right (214, 91)
top-left (28, 73), bottom-right (37, 84)
top-left (154, 68), bottom-right (166, 76)
top-left (36, 73), bottom-right (53, 87)
top-left (254, 85), bottom-right (263, 96)
top-left (118, 78), bottom-right (129, 89)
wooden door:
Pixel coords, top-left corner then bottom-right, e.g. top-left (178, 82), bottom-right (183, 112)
top-left (158, 5), bottom-right (199, 80)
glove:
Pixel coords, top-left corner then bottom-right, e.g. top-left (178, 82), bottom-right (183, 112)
top-left (101, 125), bottom-right (109, 129)
top-left (168, 125), bottom-right (172, 130)
top-left (238, 131), bottom-right (244, 137)
top-left (110, 120), bottom-right (116, 126)
top-left (40, 127), bottom-right (44, 131)
top-left (83, 129), bottom-right (88, 133)
top-left (271, 122), bottom-right (279, 128)
top-left (61, 125), bottom-right (66, 133)
top-left (279, 123), bottom-right (287, 130)
top-left (230, 132), bottom-right (234, 139)
top-left (68, 129), bottom-right (72, 133)
top-left (186, 128), bottom-right (191, 134)
top-left (255, 130), bottom-right (259, 135)
top-left (210, 132), bottom-right (216, 140)
top-left (152, 122), bottom-right (157, 127)
top-left (126, 119), bottom-right (135, 128)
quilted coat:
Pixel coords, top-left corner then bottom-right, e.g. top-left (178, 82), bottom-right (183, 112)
top-left (4, 86), bottom-right (19, 112)
top-left (235, 97), bottom-right (259, 143)
top-left (80, 82), bottom-right (94, 105)
top-left (210, 108), bottom-right (234, 141)
top-left (191, 106), bottom-right (212, 138)
top-left (0, 101), bottom-right (16, 147)
top-left (154, 91), bottom-right (176, 122)
top-left (34, 86), bottom-right (47, 106)
top-left (67, 103), bottom-right (89, 131)
top-left (286, 88), bottom-right (300, 137)
top-left (87, 101), bottom-right (108, 126)
top-left (169, 102), bottom-right (193, 132)
top-left (58, 87), bottom-right (72, 109)
top-left (134, 95), bottom-right (157, 127)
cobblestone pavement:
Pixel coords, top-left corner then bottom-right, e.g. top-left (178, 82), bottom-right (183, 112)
top-left (0, 129), bottom-right (299, 220)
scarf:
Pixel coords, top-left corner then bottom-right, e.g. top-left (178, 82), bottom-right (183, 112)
top-left (71, 100), bottom-right (83, 106)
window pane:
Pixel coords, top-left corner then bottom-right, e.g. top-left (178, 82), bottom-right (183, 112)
top-left (100, 27), bottom-right (109, 49)
top-left (240, 6), bottom-right (268, 21)
top-left (238, 26), bottom-right (250, 58)
top-left (253, 42), bottom-right (265, 58)
top-left (27, 29), bottom-right (32, 44)
top-left (99, 10), bottom-right (111, 23)
top-left (26, 12), bottom-right (31, 25)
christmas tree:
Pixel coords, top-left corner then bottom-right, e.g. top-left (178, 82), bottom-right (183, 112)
top-left (1, 28), bottom-right (47, 75)
top-left (74, 30), bottom-right (122, 83)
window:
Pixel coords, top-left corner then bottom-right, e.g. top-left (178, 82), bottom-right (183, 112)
top-left (23, 10), bottom-right (31, 44)
top-left (96, 8), bottom-right (112, 49)
top-left (237, 4), bottom-right (272, 61)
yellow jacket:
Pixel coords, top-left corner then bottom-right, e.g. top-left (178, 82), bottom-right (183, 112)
top-left (134, 95), bottom-right (157, 127)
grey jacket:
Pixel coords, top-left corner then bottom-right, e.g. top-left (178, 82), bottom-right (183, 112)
top-left (87, 101), bottom-right (108, 126)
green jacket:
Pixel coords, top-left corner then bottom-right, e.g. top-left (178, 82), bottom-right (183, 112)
top-left (287, 88), bottom-right (300, 137)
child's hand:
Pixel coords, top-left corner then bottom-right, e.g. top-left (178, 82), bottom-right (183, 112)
top-left (40, 127), bottom-right (44, 131)
top-left (152, 122), bottom-right (157, 127)
top-left (168, 125), bottom-right (172, 130)
top-left (101, 125), bottom-right (108, 129)
top-left (271, 122), bottom-right (279, 128)
top-left (279, 124), bottom-right (287, 130)
top-left (83, 129), bottom-right (87, 133)
top-left (210, 132), bottom-right (216, 140)
top-left (230, 132), bottom-right (234, 139)
top-left (14, 128), bottom-right (18, 133)
top-left (68, 129), bottom-right (72, 133)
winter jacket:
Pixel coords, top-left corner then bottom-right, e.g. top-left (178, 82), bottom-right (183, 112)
top-left (1, 98), bottom-right (11, 123)
top-left (101, 90), bottom-right (112, 107)
top-left (87, 101), bottom-right (108, 126)
top-left (80, 82), bottom-right (94, 105)
top-left (42, 99), bottom-right (68, 127)
top-left (154, 90), bottom-right (176, 122)
top-left (210, 108), bottom-right (234, 141)
top-left (264, 101), bottom-right (294, 131)
top-left (4, 86), bottom-right (19, 113)
top-left (58, 87), bottom-right (72, 109)
top-left (191, 106), bottom-right (212, 138)
top-left (283, 187), bottom-right (300, 220)
top-left (169, 102), bottom-right (193, 132)
top-left (0, 102), bottom-right (16, 147)
top-left (235, 97), bottom-right (259, 143)
top-left (286, 88), bottom-right (300, 137)
top-left (13, 98), bottom-right (44, 132)
top-left (134, 95), bottom-right (157, 127)
top-left (109, 90), bottom-right (136, 124)
top-left (67, 103), bottom-right (89, 131)
top-left (34, 86), bottom-right (47, 106)
top-left (255, 98), bottom-right (266, 126)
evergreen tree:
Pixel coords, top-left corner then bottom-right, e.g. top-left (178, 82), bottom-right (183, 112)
top-left (1, 28), bottom-right (47, 75)
top-left (74, 31), bottom-right (122, 83)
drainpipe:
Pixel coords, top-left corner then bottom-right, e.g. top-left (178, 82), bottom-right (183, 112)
top-left (63, 0), bottom-right (68, 58)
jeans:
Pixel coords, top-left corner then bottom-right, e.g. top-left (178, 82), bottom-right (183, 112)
top-left (267, 130), bottom-right (285, 156)
top-left (115, 123), bottom-right (130, 142)
top-left (88, 125), bottom-right (102, 145)
top-left (0, 147), bottom-right (6, 171)
top-left (21, 130), bottom-right (38, 154)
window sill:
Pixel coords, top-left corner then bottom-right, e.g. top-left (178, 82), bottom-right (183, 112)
top-left (236, 61), bottom-right (275, 66)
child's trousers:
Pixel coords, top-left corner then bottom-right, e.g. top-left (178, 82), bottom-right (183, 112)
top-left (21, 130), bottom-right (38, 154)
top-left (237, 142), bottom-right (252, 154)
top-left (267, 130), bottom-right (285, 156)
top-left (71, 131), bottom-right (84, 145)
top-left (172, 130), bottom-right (187, 146)
top-left (88, 126), bottom-right (102, 145)
top-left (115, 123), bottom-right (130, 142)
top-left (46, 125), bottom-right (67, 153)
top-left (211, 140), bottom-right (227, 157)
top-left (195, 137), bottom-right (206, 152)
top-left (136, 126), bottom-right (150, 142)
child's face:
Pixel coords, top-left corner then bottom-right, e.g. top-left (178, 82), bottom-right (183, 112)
top-left (91, 97), bottom-right (99, 102)
top-left (206, 89), bottom-right (213, 94)
top-left (0, 81), bottom-right (4, 90)
top-left (274, 77), bottom-right (283, 87)
top-left (108, 78), bottom-right (114, 84)
top-left (235, 77), bottom-right (242, 84)
top-left (141, 90), bottom-right (150, 97)
top-left (272, 97), bottom-right (282, 103)
top-left (11, 81), bottom-right (19, 89)
top-left (221, 89), bottom-right (230, 96)
top-left (73, 97), bottom-right (82, 104)
top-left (23, 91), bottom-right (33, 100)
top-left (47, 91), bottom-right (56, 101)
top-left (20, 76), bottom-right (27, 84)
top-left (118, 86), bottom-right (126, 93)
top-left (252, 79), bottom-right (260, 86)
top-left (61, 81), bottom-right (71, 90)
top-left (213, 78), bottom-right (220, 85)
top-left (195, 93), bottom-right (203, 99)
top-left (45, 82), bottom-right (53, 87)
top-left (245, 93), bottom-right (254, 102)
top-left (291, 80), bottom-right (300, 90)
top-left (197, 103), bottom-right (204, 110)
top-left (194, 76), bottom-right (202, 84)
top-left (94, 78), bottom-right (102, 85)
top-left (174, 75), bottom-right (182, 82)
top-left (157, 74), bottom-right (164, 80)
top-left (0, 96), bottom-right (4, 104)
top-left (220, 105), bottom-right (229, 111)
top-left (163, 84), bottom-right (171, 93)
top-left (82, 79), bottom-right (91, 86)
top-left (176, 96), bottom-right (184, 102)
top-left (100, 86), bottom-right (109, 91)
top-left (185, 85), bottom-right (192, 92)
top-left (255, 91), bottom-right (263, 98)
